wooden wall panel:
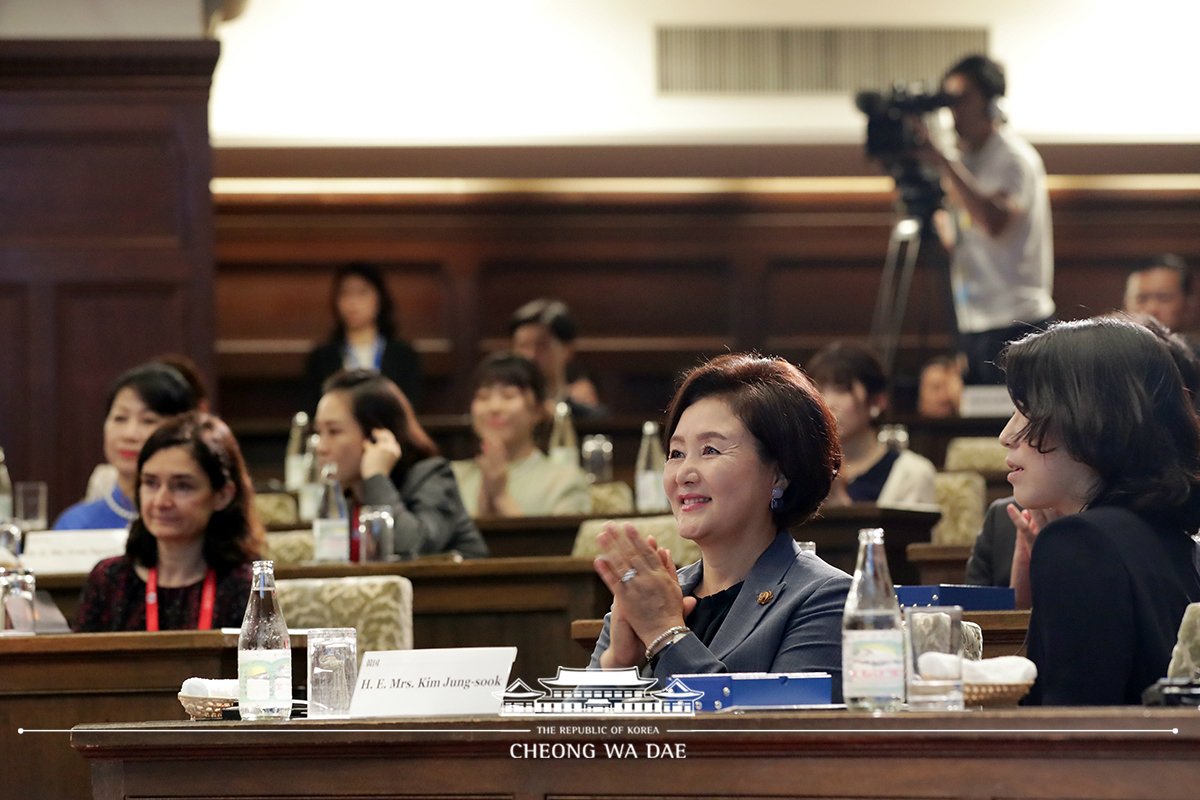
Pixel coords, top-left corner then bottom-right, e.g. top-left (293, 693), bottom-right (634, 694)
top-left (214, 183), bottom-right (1200, 449)
top-left (0, 286), bottom-right (30, 485)
top-left (0, 137), bottom-right (179, 241)
top-left (0, 41), bottom-right (219, 516)
top-left (54, 285), bottom-right (187, 508)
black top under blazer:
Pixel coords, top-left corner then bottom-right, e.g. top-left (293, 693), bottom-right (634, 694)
top-left (303, 338), bottom-right (423, 414)
top-left (1025, 505), bottom-right (1200, 705)
top-left (589, 531), bottom-right (852, 701)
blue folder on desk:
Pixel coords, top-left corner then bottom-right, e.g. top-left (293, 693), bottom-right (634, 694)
top-left (674, 672), bottom-right (832, 711)
top-left (894, 584), bottom-right (1015, 611)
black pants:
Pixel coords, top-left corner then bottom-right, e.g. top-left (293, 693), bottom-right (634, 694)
top-left (961, 318), bottom-right (1054, 385)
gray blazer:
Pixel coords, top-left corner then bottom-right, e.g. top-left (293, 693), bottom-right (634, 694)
top-left (588, 531), bottom-right (852, 701)
top-left (964, 496), bottom-right (1018, 587)
top-left (360, 456), bottom-right (489, 559)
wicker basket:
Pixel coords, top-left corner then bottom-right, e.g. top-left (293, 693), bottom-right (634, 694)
top-left (178, 693), bottom-right (237, 721)
top-left (963, 682), bottom-right (1033, 707)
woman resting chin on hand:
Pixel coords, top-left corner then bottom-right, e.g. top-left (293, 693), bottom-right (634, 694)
top-left (1000, 318), bottom-right (1200, 705)
top-left (588, 353), bottom-right (852, 702)
top-left (451, 353), bottom-right (591, 518)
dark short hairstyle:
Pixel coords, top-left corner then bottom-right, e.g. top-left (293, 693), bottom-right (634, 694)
top-left (153, 353), bottom-right (210, 407)
top-left (945, 53), bottom-right (1006, 99)
top-left (807, 342), bottom-right (889, 398)
top-left (1130, 253), bottom-right (1192, 296)
top-left (126, 412), bottom-right (263, 573)
top-left (104, 363), bottom-right (197, 418)
top-left (509, 298), bottom-right (577, 343)
top-left (330, 261), bottom-right (396, 342)
top-left (664, 353), bottom-right (842, 529)
top-left (471, 352), bottom-right (546, 404)
top-left (1002, 317), bottom-right (1200, 529)
top-left (321, 369), bottom-right (437, 479)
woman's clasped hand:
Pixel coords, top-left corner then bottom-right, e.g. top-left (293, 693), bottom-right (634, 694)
top-left (593, 522), bottom-right (696, 668)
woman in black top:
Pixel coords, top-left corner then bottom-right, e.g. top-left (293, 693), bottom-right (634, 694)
top-left (303, 262), bottom-right (423, 414)
top-left (75, 412), bottom-right (263, 632)
top-left (1000, 318), bottom-right (1200, 704)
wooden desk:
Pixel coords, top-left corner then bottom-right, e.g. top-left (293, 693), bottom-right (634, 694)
top-left (40, 556), bottom-right (611, 685)
top-left (73, 709), bottom-right (1200, 800)
top-left (0, 631), bottom-right (304, 800)
top-left (906, 542), bottom-right (975, 585)
top-left (571, 609), bottom-right (1028, 660)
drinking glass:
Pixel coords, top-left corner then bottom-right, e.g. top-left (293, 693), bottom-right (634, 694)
top-left (357, 506), bottom-right (396, 562)
top-left (15, 482), bottom-right (47, 532)
top-left (904, 605), bottom-right (964, 711)
top-left (0, 567), bottom-right (36, 634)
top-left (307, 627), bottom-right (357, 718)
top-left (581, 435), bottom-right (613, 484)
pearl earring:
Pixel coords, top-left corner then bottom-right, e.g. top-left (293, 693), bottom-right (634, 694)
top-left (770, 486), bottom-right (784, 511)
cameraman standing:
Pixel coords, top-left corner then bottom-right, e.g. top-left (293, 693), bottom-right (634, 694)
top-left (918, 54), bottom-right (1054, 384)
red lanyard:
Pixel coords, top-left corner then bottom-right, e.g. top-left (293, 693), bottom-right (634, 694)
top-left (146, 567), bottom-right (217, 631)
top-left (349, 505), bottom-right (360, 562)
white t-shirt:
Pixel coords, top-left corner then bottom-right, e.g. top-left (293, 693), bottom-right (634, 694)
top-left (950, 128), bottom-right (1055, 334)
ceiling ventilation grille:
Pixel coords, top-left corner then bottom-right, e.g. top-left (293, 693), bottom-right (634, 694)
top-left (656, 26), bottom-right (988, 94)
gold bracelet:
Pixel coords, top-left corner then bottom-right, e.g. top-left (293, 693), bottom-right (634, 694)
top-left (644, 626), bottom-right (690, 662)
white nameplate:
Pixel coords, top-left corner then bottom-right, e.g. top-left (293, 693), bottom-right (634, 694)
top-left (349, 646), bottom-right (516, 718)
top-left (959, 385), bottom-right (1015, 418)
top-left (21, 529), bottom-right (128, 575)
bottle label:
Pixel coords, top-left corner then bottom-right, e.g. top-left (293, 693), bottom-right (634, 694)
top-left (548, 445), bottom-right (579, 468)
top-left (0, 496), bottom-right (10, 521)
top-left (313, 519), bottom-right (350, 562)
top-left (635, 471), bottom-right (669, 513)
top-left (238, 649), bottom-right (292, 704)
top-left (284, 455), bottom-right (309, 493)
top-left (842, 629), bottom-right (905, 694)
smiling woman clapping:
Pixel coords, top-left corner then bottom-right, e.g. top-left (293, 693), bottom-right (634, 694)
top-left (588, 354), bottom-right (852, 699)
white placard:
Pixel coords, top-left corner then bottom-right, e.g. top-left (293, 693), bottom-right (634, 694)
top-left (20, 529), bottom-right (128, 575)
top-left (959, 385), bottom-right (1015, 418)
top-left (349, 647), bottom-right (516, 718)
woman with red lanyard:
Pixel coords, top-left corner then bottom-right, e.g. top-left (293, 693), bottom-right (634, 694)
top-left (74, 412), bottom-right (263, 632)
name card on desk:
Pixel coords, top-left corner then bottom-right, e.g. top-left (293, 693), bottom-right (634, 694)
top-left (349, 647), bottom-right (516, 718)
top-left (21, 529), bottom-right (128, 575)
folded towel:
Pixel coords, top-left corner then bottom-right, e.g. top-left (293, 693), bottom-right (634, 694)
top-left (181, 677), bottom-right (239, 699)
top-left (962, 655), bottom-right (1037, 684)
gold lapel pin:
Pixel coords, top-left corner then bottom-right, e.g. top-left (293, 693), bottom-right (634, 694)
top-left (757, 590), bottom-right (773, 605)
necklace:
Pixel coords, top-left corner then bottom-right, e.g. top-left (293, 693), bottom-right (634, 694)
top-left (103, 487), bottom-right (138, 522)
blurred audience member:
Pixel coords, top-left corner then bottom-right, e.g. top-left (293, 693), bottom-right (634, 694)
top-left (56, 364), bottom-right (197, 530)
top-left (315, 369), bottom-right (487, 558)
top-left (1124, 254), bottom-right (1194, 332)
top-left (85, 353), bottom-right (211, 503)
top-left (807, 343), bottom-right (936, 508)
top-left (304, 262), bottom-right (423, 415)
top-left (510, 298), bottom-right (607, 419)
top-left (452, 353), bottom-right (591, 518)
top-left (917, 355), bottom-right (964, 418)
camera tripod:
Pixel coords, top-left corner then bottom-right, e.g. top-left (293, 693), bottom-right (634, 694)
top-left (868, 214), bottom-right (939, 377)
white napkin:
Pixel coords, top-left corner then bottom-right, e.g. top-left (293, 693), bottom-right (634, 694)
top-left (962, 655), bottom-right (1037, 684)
top-left (181, 677), bottom-right (239, 699)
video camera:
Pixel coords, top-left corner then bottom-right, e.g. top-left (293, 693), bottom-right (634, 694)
top-left (855, 82), bottom-right (954, 223)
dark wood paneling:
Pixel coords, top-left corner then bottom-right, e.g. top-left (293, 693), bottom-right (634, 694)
top-left (55, 284), bottom-right (188, 508)
top-left (213, 142), bottom-right (1200, 179)
top-left (0, 40), bottom-right (219, 516)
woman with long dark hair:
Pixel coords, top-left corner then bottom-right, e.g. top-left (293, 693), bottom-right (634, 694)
top-left (303, 261), bottom-right (424, 414)
top-left (74, 412), bottom-right (263, 631)
top-left (315, 369), bottom-right (487, 559)
top-left (1000, 317), bottom-right (1200, 704)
